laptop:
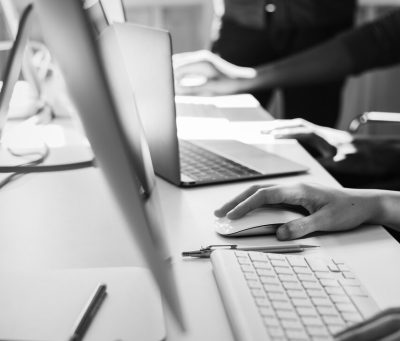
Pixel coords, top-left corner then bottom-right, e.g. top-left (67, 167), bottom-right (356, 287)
top-left (99, 23), bottom-right (308, 187)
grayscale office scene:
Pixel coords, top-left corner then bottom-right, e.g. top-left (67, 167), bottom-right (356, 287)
top-left (2, 0), bottom-right (400, 340)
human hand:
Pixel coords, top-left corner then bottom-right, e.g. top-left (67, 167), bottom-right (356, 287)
top-left (173, 50), bottom-right (257, 96)
top-left (214, 183), bottom-right (380, 240)
top-left (262, 118), bottom-right (338, 159)
top-left (335, 308), bottom-right (400, 341)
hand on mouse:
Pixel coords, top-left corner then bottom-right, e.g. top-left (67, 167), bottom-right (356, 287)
top-left (214, 183), bottom-right (382, 240)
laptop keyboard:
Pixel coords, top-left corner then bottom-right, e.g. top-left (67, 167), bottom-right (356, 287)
top-left (211, 250), bottom-right (379, 341)
top-left (179, 140), bottom-right (260, 182)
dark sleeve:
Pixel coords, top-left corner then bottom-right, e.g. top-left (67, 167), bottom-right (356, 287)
top-left (338, 10), bottom-right (400, 75)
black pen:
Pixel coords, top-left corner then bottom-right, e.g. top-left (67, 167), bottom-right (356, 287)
top-left (182, 244), bottom-right (319, 258)
top-left (69, 283), bottom-right (107, 341)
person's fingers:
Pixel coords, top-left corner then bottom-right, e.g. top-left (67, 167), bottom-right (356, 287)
top-left (275, 209), bottom-right (329, 240)
top-left (214, 185), bottom-right (266, 217)
top-left (335, 308), bottom-right (400, 339)
top-left (174, 60), bottom-right (219, 83)
top-left (335, 313), bottom-right (400, 341)
top-left (224, 185), bottom-right (305, 219)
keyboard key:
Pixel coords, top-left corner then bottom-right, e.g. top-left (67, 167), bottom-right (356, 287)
top-left (336, 303), bottom-right (358, 313)
top-left (275, 267), bottom-right (294, 275)
top-left (283, 282), bottom-right (303, 290)
top-left (293, 266), bottom-right (313, 275)
top-left (269, 293), bottom-right (289, 302)
top-left (240, 265), bottom-right (254, 273)
top-left (342, 312), bottom-right (363, 323)
top-left (276, 310), bottom-right (298, 320)
top-left (244, 273), bottom-right (258, 281)
top-left (287, 290), bottom-right (308, 299)
top-left (238, 257), bottom-right (251, 265)
top-left (257, 269), bottom-right (276, 277)
top-left (306, 259), bottom-right (329, 272)
top-left (303, 282), bottom-right (322, 290)
top-left (263, 317), bottom-right (280, 327)
top-left (312, 297), bottom-right (332, 307)
top-left (322, 315), bottom-right (345, 326)
top-left (254, 261), bottom-right (272, 269)
top-left (260, 276), bottom-right (280, 285)
top-left (297, 307), bottom-right (318, 317)
top-left (307, 289), bottom-right (327, 298)
top-left (287, 256), bottom-right (308, 267)
top-left (265, 284), bottom-right (285, 293)
top-left (268, 327), bottom-right (285, 337)
top-left (327, 324), bottom-right (346, 335)
top-left (301, 316), bottom-right (324, 326)
top-left (316, 306), bottom-right (338, 316)
top-left (292, 298), bottom-right (313, 307)
top-left (306, 326), bottom-right (330, 337)
top-left (249, 252), bottom-right (268, 262)
top-left (286, 330), bottom-right (309, 340)
top-left (281, 320), bottom-right (303, 330)
top-left (326, 287), bottom-right (345, 296)
top-left (251, 288), bottom-right (266, 297)
top-left (260, 307), bottom-right (276, 317)
top-left (273, 301), bottom-right (293, 311)
top-left (271, 259), bottom-right (289, 267)
top-left (279, 274), bottom-right (298, 283)
top-left (330, 295), bottom-right (351, 304)
top-left (255, 298), bottom-right (271, 307)
top-left (320, 279), bottom-right (340, 287)
top-left (297, 274), bottom-right (317, 282)
top-left (248, 281), bottom-right (263, 289)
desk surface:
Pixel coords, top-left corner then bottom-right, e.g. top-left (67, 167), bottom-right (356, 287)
top-left (1, 107), bottom-right (400, 340)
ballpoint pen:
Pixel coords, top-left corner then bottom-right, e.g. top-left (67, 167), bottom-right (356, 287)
top-left (182, 244), bottom-right (319, 258)
top-left (69, 283), bottom-right (107, 341)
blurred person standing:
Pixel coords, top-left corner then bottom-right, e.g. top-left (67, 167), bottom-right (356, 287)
top-left (183, 0), bottom-right (356, 127)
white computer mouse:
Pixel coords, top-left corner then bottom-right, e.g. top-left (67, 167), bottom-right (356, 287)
top-left (214, 206), bottom-right (307, 237)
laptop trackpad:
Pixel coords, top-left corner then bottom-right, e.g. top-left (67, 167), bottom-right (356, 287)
top-left (191, 140), bottom-right (307, 175)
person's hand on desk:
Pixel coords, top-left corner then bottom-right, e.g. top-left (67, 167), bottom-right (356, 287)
top-left (214, 183), bottom-right (390, 241)
top-left (335, 308), bottom-right (400, 340)
top-left (173, 50), bottom-right (257, 96)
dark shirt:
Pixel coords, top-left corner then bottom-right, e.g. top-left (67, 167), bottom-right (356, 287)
top-left (223, 0), bottom-right (356, 30)
top-left (339, 10), bottom-right (400, 75)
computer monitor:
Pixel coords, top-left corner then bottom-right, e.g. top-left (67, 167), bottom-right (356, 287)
top-left (34, 0), bottom-right (185, 330)
top-left (1, 0), bottom-right (43, 100)
top-left (0, 3), bottom-right (34, 140)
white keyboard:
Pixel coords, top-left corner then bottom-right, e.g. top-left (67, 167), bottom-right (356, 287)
top-left (211, 250), bottom-right (379, 341)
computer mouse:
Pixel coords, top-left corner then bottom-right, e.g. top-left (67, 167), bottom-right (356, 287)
top-left (214, 206), bottom-right (307, 237)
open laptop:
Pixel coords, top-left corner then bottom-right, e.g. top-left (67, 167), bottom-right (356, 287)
top-left (99, 24), bottom-right (308, 187)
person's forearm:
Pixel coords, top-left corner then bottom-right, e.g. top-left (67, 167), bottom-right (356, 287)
top-left (356, 189), bottom-right (400, 231)
top-left (247, 38), bottom-right (355, 91)
top-left (373, 190), bottom-right (400, 231)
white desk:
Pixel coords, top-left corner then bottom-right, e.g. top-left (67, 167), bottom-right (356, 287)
top-left (1, 107), bottom-right (400, 340)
